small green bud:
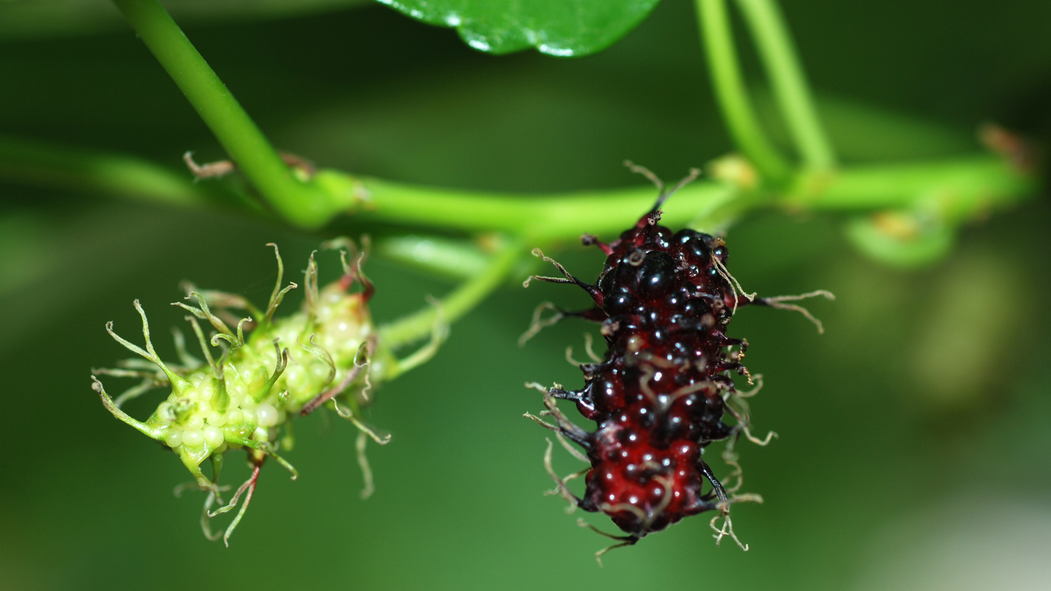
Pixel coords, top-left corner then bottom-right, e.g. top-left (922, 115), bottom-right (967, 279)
top-left (847, 209), bottom-right (955, 268)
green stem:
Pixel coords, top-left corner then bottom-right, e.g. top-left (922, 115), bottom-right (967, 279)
top-left (1, 134), bottom-right (1034, 242)
top-left (357, 156), bottom-right (1035, 235)
top-left (110, 0), bottom-right (355, 228)
top-left (378, 235), bottom-right (527, 349)
top-left (696, 0), bottom-right (792, 182)
top-left (0, 135), bottom-right (234, 209)
top-left (786, 157), bottom-right (1033, 222)
top-left (352, 176), bottom-right (739, 241)
top-left (734, 0), bottom-right (836, 169)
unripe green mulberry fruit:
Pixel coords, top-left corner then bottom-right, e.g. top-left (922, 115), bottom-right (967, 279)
top-left (92, 240), bottom-right (438, 544)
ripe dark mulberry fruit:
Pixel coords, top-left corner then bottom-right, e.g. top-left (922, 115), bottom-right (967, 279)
top-left (524, 165), bottom-right (831, 554)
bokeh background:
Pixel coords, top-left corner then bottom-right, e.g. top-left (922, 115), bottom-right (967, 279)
top-left (1, 0), bottom-right (1050, 589)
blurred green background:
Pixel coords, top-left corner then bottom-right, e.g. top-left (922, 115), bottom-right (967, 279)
top-left (1, 0), bottom-right (1050, 589)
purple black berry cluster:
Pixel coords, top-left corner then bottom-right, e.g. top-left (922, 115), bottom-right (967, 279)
top-left (529, 200), bottom-right (758, 543)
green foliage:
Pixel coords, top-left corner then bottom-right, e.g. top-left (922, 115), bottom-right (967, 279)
top-left (375, 0), bottom-right (660, 56)
top-left (1, 0), bottom-right (1049, 587)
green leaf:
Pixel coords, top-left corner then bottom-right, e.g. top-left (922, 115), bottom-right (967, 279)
top-left (375, 0), bottom-right (661, 56)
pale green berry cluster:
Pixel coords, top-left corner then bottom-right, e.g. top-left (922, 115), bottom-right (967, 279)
top-left (92, 241), bottom-right (438, 544)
